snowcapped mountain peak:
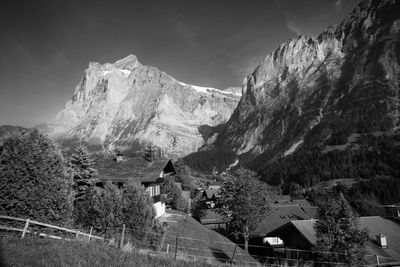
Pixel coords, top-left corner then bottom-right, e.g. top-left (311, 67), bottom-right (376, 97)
top-left (47, 54), bottom-right (241, 158)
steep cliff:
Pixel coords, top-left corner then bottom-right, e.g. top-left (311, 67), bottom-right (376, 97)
top-left (47, 55), bottom-right (241, 158)
top-left (209, 0), bottom-right (400, 169)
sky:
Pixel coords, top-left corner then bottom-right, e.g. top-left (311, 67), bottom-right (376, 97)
top-left (0, 0), bottom-right (359, 127)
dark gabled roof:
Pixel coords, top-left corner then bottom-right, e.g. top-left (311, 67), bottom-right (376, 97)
top-left (203, 189), bottom-right (219, 199)
top-left (252, 205), bottom-right (311, 236)
top-left (301, 206), bottom-right (318, 219)
top-left (95, 156), bottom-right (174, 183)
top-left (269, 197), bottom-right (318, 219)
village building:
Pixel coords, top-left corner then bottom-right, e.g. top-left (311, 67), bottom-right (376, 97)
top-left (95, 153), bottom-right (176, 218)
top-left (202, 185), bottom-right (221, 208)
top-left (245, 198), bottom-right (318, 256)
top-left (265, 216), bottom-right (400, 264)
top-left (199, 209), bottom-right (228, 230)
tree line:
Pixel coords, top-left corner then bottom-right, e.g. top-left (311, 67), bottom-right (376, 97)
top-left (0, 130), bottom-right (183, 240)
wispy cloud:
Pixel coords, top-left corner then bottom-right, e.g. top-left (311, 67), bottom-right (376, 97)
top-left (334, 0), bottom-right (343, 11)
top-left (284, 11), bottom-right (301, 35)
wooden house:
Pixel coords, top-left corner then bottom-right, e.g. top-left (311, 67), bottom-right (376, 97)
top-left (95, 155), bottom-right (176, 218)
top-left (265, 216), bottom-right (400, 264)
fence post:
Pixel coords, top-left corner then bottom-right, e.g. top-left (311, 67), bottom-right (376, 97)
top-left (174, 235), bottom-right (179, 259)
top-left (120, 224), bottom-right (125, 248)
top-left (376, 255), bottom-right (380, 266)
top-left (88, 226), bottom-right (93, 242)
top-left (231, 244), bottom-right (237, 265)
top-left (21, 219), bottom-right (30, 239)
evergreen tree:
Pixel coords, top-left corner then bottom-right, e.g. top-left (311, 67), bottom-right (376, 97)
top-left (0, 129), bottom-right (73, 224)
top-left (160, 177), bottom-right (187, 212)
top-left (69, 144), bottom-right (98, 203)
top-left (314, 194), bottom-right (368, 265)
top-left (217, 167), bottom-right (270, 251)
top-left (76, 182), bottom-right (155, 239)
top-left (122, 181), bottom-right (155, 239)
top-left (76, 182), bottom-right (123, 238)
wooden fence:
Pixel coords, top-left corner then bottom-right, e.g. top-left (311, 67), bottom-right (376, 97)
top-left (0, 215), bottom-right (103, 241)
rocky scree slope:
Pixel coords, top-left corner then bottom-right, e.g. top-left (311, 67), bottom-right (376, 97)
top-left (47, 55), bottom-right (241, 158)
top-left (204, 0), bottom-right (400, 171)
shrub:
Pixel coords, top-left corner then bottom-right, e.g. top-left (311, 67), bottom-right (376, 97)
top-left (0, 130), bottom-right (73, 224)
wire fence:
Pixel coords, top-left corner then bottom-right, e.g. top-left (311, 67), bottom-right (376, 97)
top-left (1, 215), bottom-right (399, 267)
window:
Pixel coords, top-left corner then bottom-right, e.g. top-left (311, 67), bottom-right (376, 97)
top-left (146, 185), bottom-right (160, 197)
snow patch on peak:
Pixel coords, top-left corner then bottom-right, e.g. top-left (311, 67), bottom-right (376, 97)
top-left (120, 69), bottom-right (131, 77)
top-left (175, 79), bottom-right (242, 97)
top-left (101, 69), bottom-right (131, 77)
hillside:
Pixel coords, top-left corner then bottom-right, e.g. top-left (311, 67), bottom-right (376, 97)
top-left (1, 237), bottom-right (218, 267)
top-left (159, 210), bottom-right (255, 265)
top-left (184, 0), bottom-right (400, 182)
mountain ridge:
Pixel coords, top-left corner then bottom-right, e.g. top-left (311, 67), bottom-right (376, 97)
top-left (46, 54), bottom-right (241, 158)
top-left (185, 0), bottom-right (400, 175)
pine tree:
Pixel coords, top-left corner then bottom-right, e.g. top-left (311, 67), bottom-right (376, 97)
top-left (76, 182), bottom-right (155, 239)
top-left (217, 167), bottom-right (270, 251)
top-left (122, 181), bottom-right (155, 239)
top-left (0, 129), bottom-right (73, 224)
top-left (70, 144), bottom-right (98, 203)
top-left (314, 194), bottom-right (368, 265)
top-left (75, 182), bottom-right (124, 238)
top-left (160, 177), bottom-right (187, 212)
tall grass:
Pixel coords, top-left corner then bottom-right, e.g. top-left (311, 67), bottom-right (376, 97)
top-left (0, 237), bottom-right (221, 267)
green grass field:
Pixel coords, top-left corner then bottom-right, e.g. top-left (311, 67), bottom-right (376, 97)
top-left (0, 236), bottom-right (221, 267)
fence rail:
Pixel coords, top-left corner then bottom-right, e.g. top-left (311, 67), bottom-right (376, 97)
top-left (0, 215), bottom-right (103, 241)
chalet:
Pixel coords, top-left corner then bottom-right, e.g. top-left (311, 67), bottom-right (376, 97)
top-left (382, 203), bottom-right (400, 217)
top-left (252, 204), bottom-right (315, 238)
top-left (265, 216), bottom-right (400, 264)
top-left (202, 185), bottom-right (221, 208)
top-left (199, 209), bottom-right (228, 230)
top-left (95, 155), bottom-right (176, 218)
top-left (246, 203), bottom-right (318, 256)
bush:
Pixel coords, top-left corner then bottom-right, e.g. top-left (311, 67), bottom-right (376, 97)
top-left (76, 182), bottom-right (155, 239)
top-left (0, 130), bottom-right (73, 225)
top-left (161, 177), bottom-right (188, 212)
top-left (122, 182), bottom-right (155, 239)
top-left (75, 183), bottom-right (123, 238)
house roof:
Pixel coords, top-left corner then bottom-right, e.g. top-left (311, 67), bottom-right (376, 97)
top-left (95, 156), bottom-right (174, 183)
top-left (252, 205), bottom-right (311, 236)
top-left (269, 216), bottom-right (400, 261)
top-left (204, 189), bottom-right (219, 199)
top-left (301, 206), bottom-right (318, 219)
top-left (208, 185), bottom-right (221, 190)
top-left (199, 210), bottom-right (228, 225)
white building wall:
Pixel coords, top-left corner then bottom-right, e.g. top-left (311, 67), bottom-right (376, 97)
top-left (153, 201), bottom-right (165, 218)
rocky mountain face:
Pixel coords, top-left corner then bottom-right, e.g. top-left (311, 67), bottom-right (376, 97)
top-left (205, 0), bottom-right (400, 170)
top-left (47, 55), bottom-right (241, 158)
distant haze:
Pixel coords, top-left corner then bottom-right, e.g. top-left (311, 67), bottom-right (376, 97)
top-left (0, 0), bottom-right (358, 127)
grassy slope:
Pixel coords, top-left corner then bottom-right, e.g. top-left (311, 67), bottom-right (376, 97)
top-left (160, 210), bottom-right (255, 265)
top-left (0, 237), bottom-right (217, 267)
